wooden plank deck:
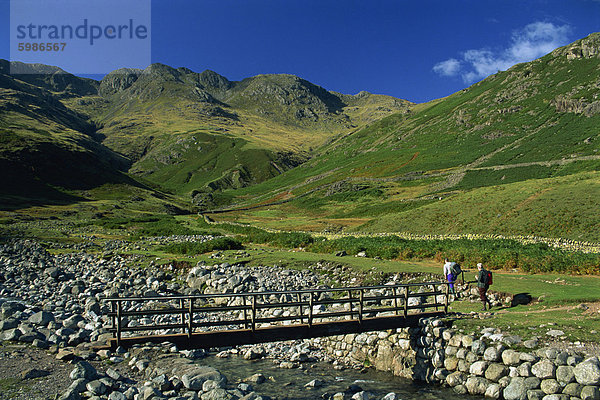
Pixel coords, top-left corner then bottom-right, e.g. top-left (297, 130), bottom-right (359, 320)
top-left (103, 281), bottom-right (450, 350)
top-left (108, 311), bottom-right (445, 350)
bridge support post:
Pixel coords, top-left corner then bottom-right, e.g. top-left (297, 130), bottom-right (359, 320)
top-left (179, 298), bottom-right (186, 334)
top-left (297, 293), bottom-right (303, 324)
top-left (393, 287), bottom-right (398, 315)
top-left (308, 292), bottom-right (314, 328)
top-left (243, 296), bottom-right (249, 329)
top-left (404, 287), bottom-right (409, 318)
top-left (251, 295), bottom-right (257, 332)
top-left (358, 289), bottom-right (364, 323)
top-left (348, 290), bottom-right (353, 320)
top-left (110, 299), bottom-right (116, 341)
top-left (188, 298), bottom-right (193, 338)
top-left (116, 300), bottom-right (122, 348)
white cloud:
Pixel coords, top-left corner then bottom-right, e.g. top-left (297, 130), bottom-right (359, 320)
top-left (432, 58), bottom-right (462, 77)
top-left (433, 22), bottom-right (571, 83)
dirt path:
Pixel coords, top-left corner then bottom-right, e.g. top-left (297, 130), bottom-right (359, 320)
top-left (492, 301), bottom-right (600, 315)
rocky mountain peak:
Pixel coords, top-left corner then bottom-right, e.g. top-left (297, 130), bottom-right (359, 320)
top-left (98, 68), bottom-right (143, 97)
top-left (0, 59), bottom-right (98, 97)
top-left (232, 73), bottom-right (344, 114)
top-left (7, 61), bottom-right (66, 75)
top-left (140, 63), bottom-right (183, 81)
top-left (199, 69), bottom-right (231, 91)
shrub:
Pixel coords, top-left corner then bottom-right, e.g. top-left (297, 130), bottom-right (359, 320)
top-left (161, 237), bottom-right (243, 255)
top-left (306, 236), bottom-right (600, 274)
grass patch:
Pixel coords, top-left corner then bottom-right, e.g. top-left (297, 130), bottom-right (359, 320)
top-left (449, 300), bottom-right (600, 344)
top-left (307, 236), bottom-right (600, 274)
top-left (211, 223), bottom-right (314, 248)
top-left (160, 237), bottom-right (243, 255)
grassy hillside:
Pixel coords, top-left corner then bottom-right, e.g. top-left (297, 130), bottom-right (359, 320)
top-left (1, 60), bottom-right (410, 209)
top-left (0, 68), bottom-right (133, 206)
top-left (64, 64), bottom-right (412, 197)
top-left (209, 33), bottom-right (600, 241)
top-left (2, 33), bottom-right (600, 243)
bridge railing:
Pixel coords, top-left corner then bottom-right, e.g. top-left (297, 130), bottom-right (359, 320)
top-left (104, 281), bottom-right (450, 347)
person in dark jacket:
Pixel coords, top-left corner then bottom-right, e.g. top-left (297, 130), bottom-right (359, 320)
top-left (476, 263), bottom-right (492, 311)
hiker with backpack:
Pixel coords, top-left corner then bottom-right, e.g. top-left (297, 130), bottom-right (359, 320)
top-left (443, 258), bottom-right (461, 296)
top-left (476, 262), bottom-right (493, 311)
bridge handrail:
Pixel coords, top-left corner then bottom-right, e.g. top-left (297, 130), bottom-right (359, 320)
top-left (102, 281), bottom-right (449, 302)
top-left (103, 280), bottom-right (451, 347)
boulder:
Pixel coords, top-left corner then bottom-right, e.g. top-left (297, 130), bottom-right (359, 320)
top-left (574, 359), bottom-right (600, 386)
top-left (484, 346), bottom-right (502, 362)
top-left (502, 350), bottom-right (522, 366)
top-left (532, 360), bottom-right (556, 379)
top-left (108, 392), bottom-right (127, 400)
top-left (518, 362), bottom-right (533, 377)
top-left (524, 377), bottom-right (541, 390)
top-left (540, 379), bottom-right (561, 395)
top-left (556, 365), bottom-right (574, 385)
top-left (58, 388), bottom-right (81, 400)
top-left (182, 366), bottom-right (226, 391)
top-left (511, 293), bottom-right (532, 306)
top-left (504, 377), bottom-right (528, 400)
top-left (1, 302), bottom-right (25, 319)
top-left (69, 361), bottom-right (98, 381)
top-left (453, 384), bottom-right (468, 395)
top-left (68, 379), bottom-right (87, 394)
top-left (138, 386), bottom-right (163, 400)
top-left (526, 389), bottom-right (544, 400)
top-left (581, 385), bottom-right (600, 400)
top-left (28, 311), bottom-right (54, 326)
top-left (245, 374), bottom-right (266, 384)
top-left (153, 374), bottom-right (172, 392)
top-left (444, 357), bottom-right (459, 371)
top-left (446, 371), bottom-right (466, 387)
top-left (461, 335), bottom-right (475, 348)
top-left (86, 380), bottom-right (107, 396)
top-left (304, 379), bottom-right (324, 388)
top-left (465, 376), bottom-right (490, 395)
top-left (562, 382), bottom-right (582, 397)
top-left (472, 340), bottom-right (486, 355)
top-left (0, 318), bottom-right (18, 330)
top-left (470, 361), bottom-right (488, 376)
top-left (201, 388), bottom-right (234, 400)
top-left (539, 395), bottom-right (569, 400)
top-left (486, 363), bottom-right (509, 382)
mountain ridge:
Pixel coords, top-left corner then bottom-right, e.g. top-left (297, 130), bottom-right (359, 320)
top-left (202, 32), bottom-right (600, 240)
top-left (0, 59), bottom-right (411, 206)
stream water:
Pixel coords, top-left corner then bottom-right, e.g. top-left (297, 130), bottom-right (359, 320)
top-left (195, 355), bottom-right (481, 400)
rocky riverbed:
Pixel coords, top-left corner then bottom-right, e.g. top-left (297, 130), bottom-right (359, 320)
top-left (0, 239), bottom-right (437, 400)
top-left (0, 239), bottom-right (598, 400)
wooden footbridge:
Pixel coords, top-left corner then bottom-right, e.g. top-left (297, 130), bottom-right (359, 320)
top-left (104, 281), bottom-right (450, 350)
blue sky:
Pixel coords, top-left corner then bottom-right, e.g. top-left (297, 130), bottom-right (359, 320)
top-left (1, 0), bottom-right (600, 102)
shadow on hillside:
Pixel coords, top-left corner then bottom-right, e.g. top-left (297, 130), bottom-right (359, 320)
top-left (0, 159), bottom-right (148, 211)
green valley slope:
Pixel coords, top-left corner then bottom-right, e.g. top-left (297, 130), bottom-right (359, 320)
top-left (0, 61), bottom-right (411, 210)
top-left (212, 33), bottom-right (600, 241)
top-left (0, 60), bottom-right (136, 205)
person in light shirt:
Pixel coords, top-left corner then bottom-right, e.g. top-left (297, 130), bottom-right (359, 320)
top-left (443, 258), bottom-right (456, 295)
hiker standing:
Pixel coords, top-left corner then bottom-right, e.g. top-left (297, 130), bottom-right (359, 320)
top-left (476, 262), bottom-right (492, 311)
top-left (443, 258), bottom-right (457, 295)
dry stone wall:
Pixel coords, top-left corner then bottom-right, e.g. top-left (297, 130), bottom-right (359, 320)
top-left (314, 318), bottom-right (600, 400)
